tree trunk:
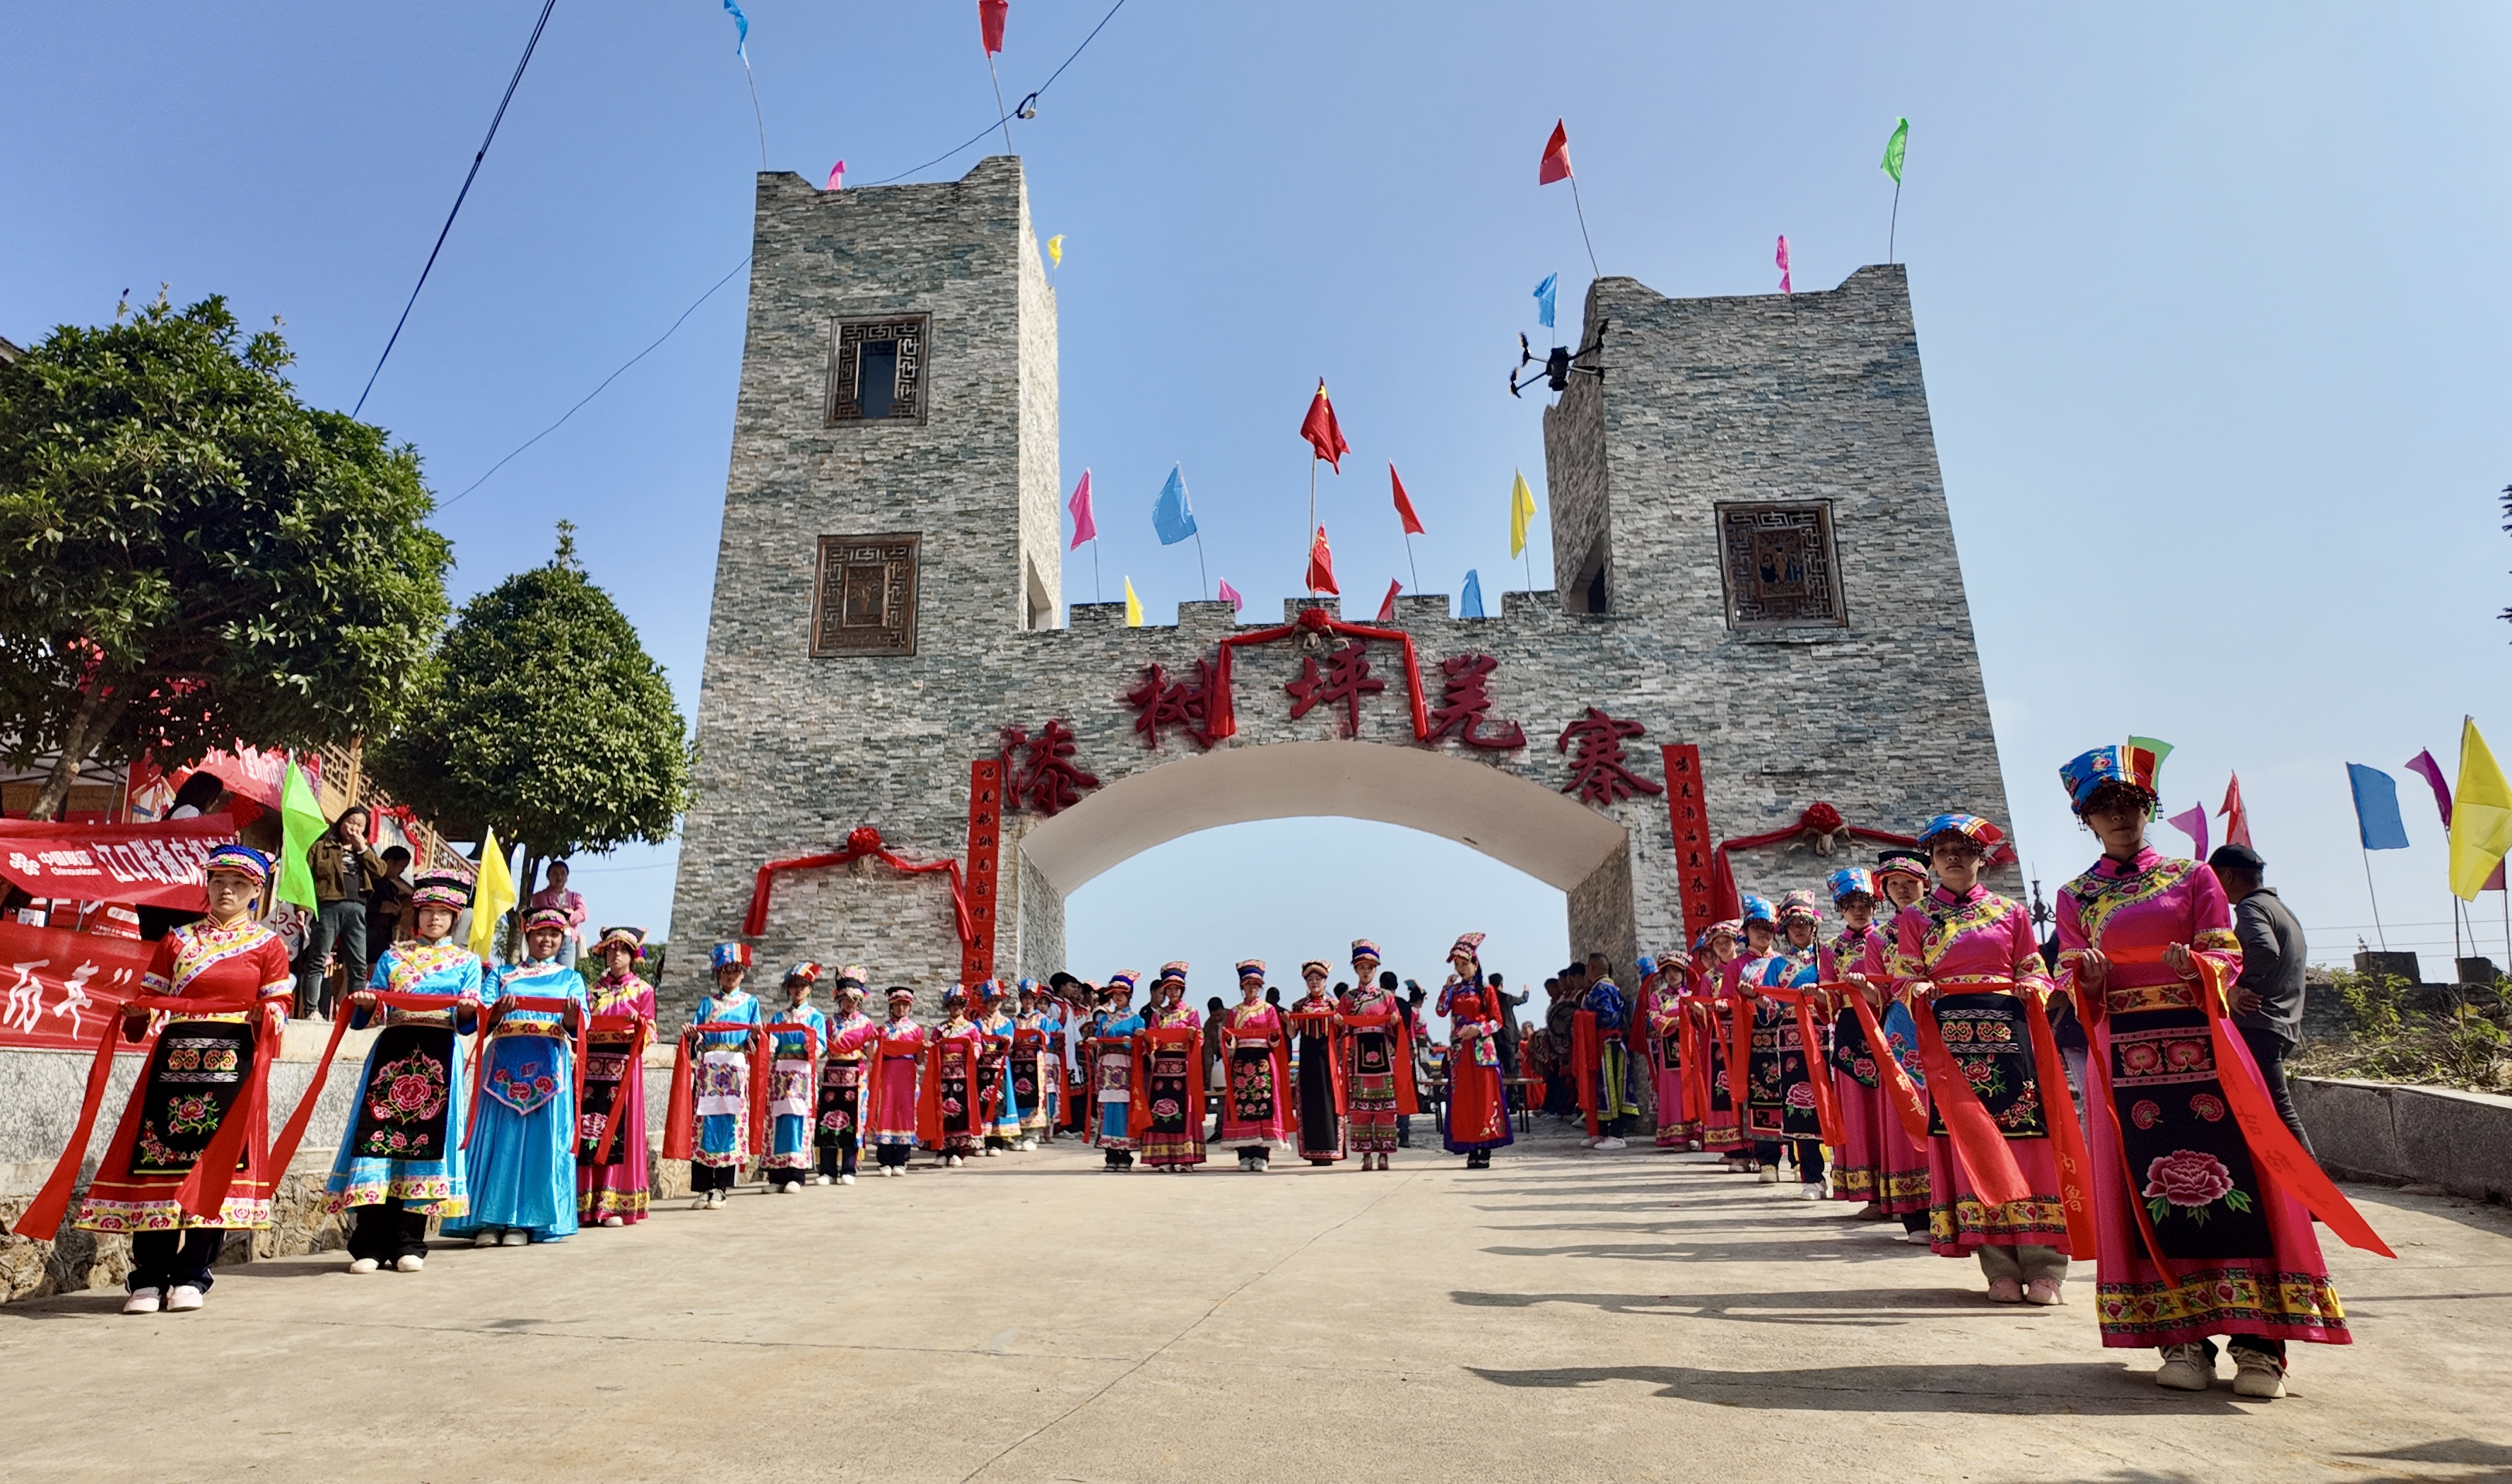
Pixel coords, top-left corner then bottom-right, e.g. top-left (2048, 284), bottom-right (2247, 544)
top-left (28, 685), bottom-right (128, 821)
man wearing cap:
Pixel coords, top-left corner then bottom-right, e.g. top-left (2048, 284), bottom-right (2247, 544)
top-left (763, 962), bottom-right (829, 1191)
top-left (816, 969), bottom-right (874, 1183)
top-left (2210, 844), bottom-right (2314, 1152)
top-left (683, 944), bottom-right (765, 1208)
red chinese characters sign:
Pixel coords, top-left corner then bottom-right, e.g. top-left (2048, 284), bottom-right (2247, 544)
top-left (1556, 708), bottom-right (1663, 806)
top-left (0, 814), bottom-right (240, 909)
top-left (0, 918), bottom-right (153, 1052)
top-left (1661, 743), bottom-right (1718, 941)
top-left (961, 760), bottom-right (1003, 986)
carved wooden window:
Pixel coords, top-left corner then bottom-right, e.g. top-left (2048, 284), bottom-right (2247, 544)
top-left (1715, 502), bottom-right (1845, 629)
top-left (826, 315), bottom-right (928, 425)
top-left (811, 533), bottom-right (920, 656)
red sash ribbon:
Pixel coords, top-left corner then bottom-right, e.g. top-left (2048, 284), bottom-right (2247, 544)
top-left (1756, 987), bottom-right (1845, 1149)
top-left (585, 1013), bottom-right (649, 1169)
top-left (662, 1021), bottom-right (770, 1162)
top-left (1836, 983), bottom-right (1931, 1146)
top-left (1571, 1008), bottom-right (1601, 1136)
top-left (464, 994), bottom-right (588, 1152)
top-left (1340, 1011), bottom-right (1418, 1114)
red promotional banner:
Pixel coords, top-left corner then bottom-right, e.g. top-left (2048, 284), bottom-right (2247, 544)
top-left (0, 813), bottom-right (239, 909)
top-left (1660, 743), bottom-right (1718, 944)
top-left (0, 917), bottom-right (156, 1052)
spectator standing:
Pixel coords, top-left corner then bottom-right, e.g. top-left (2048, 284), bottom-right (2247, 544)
top-left (2210, 844), bottom-right (2314, 1153)
top-left (368, 846), bottom-right (413, 950)
top-left (528, 859), bottom-right (590, 966)
top-left (296, 804), bottom-right (387, 1020)
top-left (1489, 971), bottom-right (1527, 1077)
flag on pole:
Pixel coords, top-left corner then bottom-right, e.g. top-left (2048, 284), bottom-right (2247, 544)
top-left (826, 160), bottom-right (845, 191)
top-left (2129, 736), bottom-right (2176, 775)
top-left (1532, 273), bottom-right (1558, 330)
top-left (468, 828), bottom-right (518, 962)
top-left (2218, 773), bottom-right (2254, 852)
top-left (2347, 763), bottom-right (2412, 851)
top-left (1390, 464), bottom-right (1426, 536)
top-left (1881, 117), bottom-right (1909, 183)
top-left (1301, 382), bottom-right (1349, 471)
top-left (1375, 578), bottom-right (1402, 623)
top-left (978, 0), bottom-right (1009, 54)
top-left (2450, 718), bottom-right (2512, 900)
top-left (2407, 748), bottom-right (2455, 825)
top-left (1047, 234), bottom-right (1063, 266)
top-left (274, 759), bottom-right (329, 912)
top-left (1538, 120), bottom-right (1573, 184)
top-left (1066, 470), bottom-right (1096, 549)
top-left (722, 0), bottom-right (750, 57)
top-left (1123, 577), bottom-right (1142, 628)
top-left (1508, 470), bottom-right (1537, 558)
top-left (1217, 579), bottom-right (1243, 614)
top-left (2166, 803), bottom-right (2209, 864)
top-left (1305, 527), bottom-right (1339, 596)
top-left (1460, 569), bottom-right (1486, 619)
top-left (1151, 466), bottom-right (1197, 546)
top-left (1775, 235), bottom-right (1792, 295)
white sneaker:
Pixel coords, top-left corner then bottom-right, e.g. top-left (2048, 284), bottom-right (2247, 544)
top-left (1797, 1182), bottom-right (1823, 1201)
top-left (982, 1146), bottom-right (999, 1156)
top-left (1595, 1136), bottom-right (1627, 1150)
top-left (472, 1230), bottom-right (501, 1247)
top-left (1578, 1135), bottom-right (1602, 1148)
top-left (840, 1173), bottom-right (855, 1186)
top-left (122, 1288), bottom-right (163, 1314)
top-left (500, 1230), bottom-right (530, 1246)
top-left (2156, 1343), bottom-right (2216, 1391)
top-left (601, 1216), bottom-right (626, 1228)
top-left (347, 1257), bottom-right (380, 1274)
top-left (707, 1191), bottom-right (726, 1208)
top-left (815, 1174), bottom-right (833, 1186)
top-left (690, 1194), bottom-right (710, 1211)
top-left (165, 1285), bottom-right (205, 1312)
top-left (1758, 1166), bottom-right (1782, 1184)
top-left (2231, 1350), bottom-right (2287, 1398)
top-left (394, 1254), bottom-right (425, 1273)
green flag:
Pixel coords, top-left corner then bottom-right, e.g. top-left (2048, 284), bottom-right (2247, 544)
top-left (275, 760), bottom-right (329, 911)
top-left (1881, 117), bottom-right (1909, 184)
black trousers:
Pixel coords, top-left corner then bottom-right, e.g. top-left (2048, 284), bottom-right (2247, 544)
top-left (875, 1143), bottom-right (911, 1169)
top-left (129, 1227), bottom-right (223, 1294)
top-left (689, 1162), bottom-right (739, 1193)
top-left (346, 1200), bottom-right (429, 1261)
top-left (816, 1136), bottom-right (859, 1177)
top-left (1756, 1138), bottom-right (1826, 1183)
top-left (295, 899), bottom-right (368, 1018)
top-left (2239, 1026), bottom-right (2314, 1157)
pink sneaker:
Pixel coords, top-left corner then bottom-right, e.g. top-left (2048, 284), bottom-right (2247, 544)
top-left (1987, 1278), bottom-right (2024, 1303)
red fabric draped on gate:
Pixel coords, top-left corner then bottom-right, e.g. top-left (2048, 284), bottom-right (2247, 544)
top-left (1207, 606), bottom-right (1430, 742)
top-left (742, 826), bottom-right (974, 944)
top-left (1708, 803), bottom-right (2012, 923)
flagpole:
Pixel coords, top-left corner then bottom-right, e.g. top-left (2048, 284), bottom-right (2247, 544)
top-left (741, 56), bottom-right (768, 167)
top-left (1402, 531), bottom-right (1421, 596)
top-left (1887, 179), bottom-right (1901, 264)
top-left (1192, 529), bottom-right (1209, 602)
top-left (1306, 455), bottom-right (1320, 597)
top-left (1091, 536), bottom-right (1101, 605)
top-left (987, 57), bottom-right (1014, 157)
top-left (2359, 844), bottom-right (2388, 952)
top-left (1568, 177), bottom-right (1602, 278)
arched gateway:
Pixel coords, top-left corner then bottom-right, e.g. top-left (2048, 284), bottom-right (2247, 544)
top-left (665, 158), bottom-right (2017, 1009)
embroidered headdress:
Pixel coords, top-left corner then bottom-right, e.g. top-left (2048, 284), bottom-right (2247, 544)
top-left (1917, 813), bottom-right (2006, 849)
top-left (886, 986), bottom-right (916, 1004)
top-left (2060, 743), bottom-right (2163, 814)
top-left (836, 964), bottom-right (868, 989)
top-left (710, 942), bottom-right (753, 972)
top-left (1231, 958), bottom-right (1267, 981)
top-left (1691, 919), bottom-right (1740, 954)
top-left (593, 925), bottom-right (647, 958)
top-left (783, 961), bottom-right (822, 987)
top-left (1349, 938), bottom-right (1382, 963)
top-left (1737, 894), bottom-right (1776, 927)
top-left (1634, 953), bottom-right (1660, 977)
top-left (1105, 970), bottom-right (1141, 995)
top-left (522, 906), bottom-right (571, 934)
top-left (1450, 931), bottom-right (1486, 961)
top-left (1826, 866), bottom-right (1876, 903)
top-left (1777, 889), bottom-right (1824, 926)
top-left (1874, 847), bottom-right (1930, 883)
top-left (409, 873), bottom-right (471, 912)
top-left (1158, 960), bottom-right (1190, 984)
top-left (201, 843), bottom-right (273, 886)
top-left (1299, 959), bottom-right (1330, 979)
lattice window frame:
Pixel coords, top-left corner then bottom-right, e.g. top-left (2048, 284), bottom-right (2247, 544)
top-left (810, 532), bottom-right (922, 657)
top-left (1714, 500), bottom-right (1847, 630)
top-left (825, 314), bottom-right (930, 425)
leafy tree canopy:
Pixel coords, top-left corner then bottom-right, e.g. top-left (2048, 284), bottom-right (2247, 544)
top-left (370, 522), bottom-right (691, 864)
top-left (0, 292), bottom-right (452, 816)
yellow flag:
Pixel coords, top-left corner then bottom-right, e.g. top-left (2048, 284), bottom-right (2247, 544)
top-left (1047, 234), bottom-right (1063, 267)
top-left (1123, 576), bottom-right (1142, 628)
top-left (2450, 717), bottom-right (2512, 900)
top-left (468, 828), bottom-right (519, 960)
top-left (1508, 469), bottom-right (1537, 558)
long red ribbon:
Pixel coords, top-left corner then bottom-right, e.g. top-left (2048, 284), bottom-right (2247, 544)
top-left (585, 1013), bottom-right (648, 1169)
top-left (464, 994), bottom-right (588, 1152)
top-left (663, 1021), bottom-right (769, 1162)
top-left (1838, 984), bottom-right (1931, 1146)
top-left (1908, 991), bottom-right (2033, 1209)
top-left (1759, 987), bottom-right (1845, 1150)
top-left (1570, 1009), bottom-right (1601, 1136)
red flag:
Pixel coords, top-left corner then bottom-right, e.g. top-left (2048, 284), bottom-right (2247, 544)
top-left (2217, 773), bottom-right (2254, 852)
top-left (979, 0), bottom-right (1009, 54)
top-left (1305, 526), bottom-right (1339, 596)
top-left (1538, 119), bottom-right (1573, 185)
top-left (1375, 577), bottom-right (1401, 622)
top-left (1300, 381), bottom-right (1349, 471)
top-left (1389, 463), bottom-right (1426, 536)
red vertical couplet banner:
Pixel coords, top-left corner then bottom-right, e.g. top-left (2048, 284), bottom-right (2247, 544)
top-left (960, 760), bottom-right (1004, 987)
top-left (1661, 743), bottom-right (1717, 944)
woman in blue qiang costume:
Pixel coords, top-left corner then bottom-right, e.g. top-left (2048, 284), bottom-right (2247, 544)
top-left (685, 943), bottom-right (765, 1209)
top-left (447, 907), bottom-right (586, 1247)
top-left (763, 962), bottom-right (830, 1193)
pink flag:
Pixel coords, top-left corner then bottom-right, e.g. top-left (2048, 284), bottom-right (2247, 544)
top-left (1216, 578), bottom-right (1243, 614)
top-left (2166, 803), bottom-right (2209, 863)
top-left (1066, 469), bottom-right (1096, 549)
top-left (1375, 577), bottom-right (1402, 622)
top-left (1776, 235), bottom-right (1792, 295)
top-left (826, 160), bottom-right (845, 191)
top-left (2405, 748), bottom-right (2453, 825)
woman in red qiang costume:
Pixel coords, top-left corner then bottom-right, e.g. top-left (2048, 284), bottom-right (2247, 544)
top-left (1216, 962), bottom-right (1291, 1172)
top-left (1861, 849), bottom-right (1937, 1241)
top-left (1338, 961), bottom-right (1412, 1170)
top-left (1134, 970), bottom-right (1207, 1174)
top-left (1287, 960), bottom-right (1347, 1167)
top-left (1639, 954), bottom-right (1698, 1150)
top-left (2057, 744), bottom-right (2361, 1399)
top-left (59, 845), bottom-right (295, 1315)
top-left (853, 988), bottom-right (929, 1177)
top-left (1895, 814), bottom-right (2073, 1306)
top-left (1735, 891), bottom-right (1831, 1199)
top-left (1687, 921), bottom-right (1749, 1167)
top-left (577, 927), bottom-right (658, 1227)
top-left (1823, 867), bottom-right (1893, 1215)
top-left (1439, 933), bottom-right (1513, 1170)
top-left (927, 987), bottom-right (985, 1167)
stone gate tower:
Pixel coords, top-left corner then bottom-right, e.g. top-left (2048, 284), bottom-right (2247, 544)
top-left (669, 156), bottom-right (2014, 1006)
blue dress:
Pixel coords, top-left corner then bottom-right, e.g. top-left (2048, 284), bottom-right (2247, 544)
top-left (763, 1002), bottom-right (830, 1172)
top-left (325, 941), bottom-right (483, 1215)
top-left (1092, 1012), bottom-right (1146, 1144)
top-left (445, 957), bottom-right (587, 1242)
top-left (691, 991), bottom-right (763, 1167)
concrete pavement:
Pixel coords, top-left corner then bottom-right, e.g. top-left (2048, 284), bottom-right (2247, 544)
top-left (4, 1122), bottom-right (2507, 1483)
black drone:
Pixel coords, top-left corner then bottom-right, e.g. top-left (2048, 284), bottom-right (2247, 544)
top-left (1508, 319), bottom-right (1607, 399)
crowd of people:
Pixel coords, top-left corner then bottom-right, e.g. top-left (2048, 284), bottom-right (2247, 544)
top-left (21, 741), bottom-right (2369, 1404)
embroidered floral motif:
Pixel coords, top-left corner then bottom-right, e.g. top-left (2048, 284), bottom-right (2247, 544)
top-left (2189, 1093), bottom-right (2226, 1121)
top-left (2131, 1099), bottom-right (2163, 1129)
top-left (2143, 1148), bottom-right (2253, 1225)
top-left (2065, 856), bottom-right (2198, 946)
top-left (358, 1048), bottom-right (450, 1158)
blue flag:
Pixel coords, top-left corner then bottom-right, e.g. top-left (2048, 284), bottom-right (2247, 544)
top-left (2347, 762), bottom-right (2411, 850)
top-left (722, 0), bottom-right (749, 56)
top-left (1460, 568), bottom-right (1485, 619)
top-left (1532, 273), bottom-right (1557, 331)
top-left (1151, 465), bottom-right (1197, 546)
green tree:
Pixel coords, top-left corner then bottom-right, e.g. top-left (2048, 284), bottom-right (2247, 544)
top-left (369, 522), bottom-right (691, 897)
top-left (0, 292), bottom-right (452, 818)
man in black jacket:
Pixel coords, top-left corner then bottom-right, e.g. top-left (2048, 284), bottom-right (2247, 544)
top-left (2210, 844), bottom-right (2314, 1154)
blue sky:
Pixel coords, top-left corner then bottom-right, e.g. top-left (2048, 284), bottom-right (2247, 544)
top-left (6, 4), bottom-right (2509, 988)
